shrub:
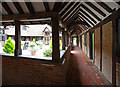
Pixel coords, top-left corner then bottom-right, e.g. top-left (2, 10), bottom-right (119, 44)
top-left (59, 40), bottom-right (62, 46)
top-left (50, 39), bottom-right (62, 50)
top-left (3, 37), bottom-right (15, 54)
top-left (73, 38), bottom-right (76, 41)
top-left (39, 44), bottom-right (43, 49)
top-left (50, 38), bottom-right (52, 49)
top-left (33, 38), bottom-right (36, 43)
top-left (43, 49), bottom-right (52, 57)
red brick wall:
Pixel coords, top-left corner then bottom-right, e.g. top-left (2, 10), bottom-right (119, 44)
top-left (81, 21), bottom-right (113, 83)
top-left (95, 27), bottom-right (101, 69)
top-left (2, 45), bottom-right (71, 85)
top-left (102, 21), bottom-right (112, 83)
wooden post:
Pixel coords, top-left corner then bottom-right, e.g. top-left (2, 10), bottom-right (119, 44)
top-left (30, 37), bottom-right (32, 41)
top-left (65, 31), bottom-right (67, 47)
top-left (51, 14), bottom-right (60, 61)
top-left (71, 37), bottom-right (73, 46)
top-left (67, 31), bottom-right (69, 46)
top-left (62, 28), bottom-right (65, 50)
top-left (14, 20), bottom-right (22, 56)
top-left (77, 35), bottom-right (79, 46)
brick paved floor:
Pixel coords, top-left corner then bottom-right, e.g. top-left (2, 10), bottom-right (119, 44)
top-left (66, 46), bottom-right (109, 85)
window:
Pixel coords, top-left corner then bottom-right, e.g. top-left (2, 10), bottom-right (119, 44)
top-left (84, 34), bottom-right (87, 46)
top-left (0, 25), bottom-right (15, 54)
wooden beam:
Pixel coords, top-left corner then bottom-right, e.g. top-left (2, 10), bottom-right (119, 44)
top-left (97, 2), bottom-right (113, 13)
top-left (60, 2), bottom-right (74, 16)
top-left (75, 20), bottom-right (88, 25)
top-left (65, 31), bottom-right (68, 47)
top-left (79, 12), bottom-right (94, 26)
top-left (77, 35), bottom-right (79, 46)
top-left (43, 2), bottom-right (50, 12)
top-left (78, 24), bottom-right (85, 30)
top-left (75, 25), bottom-right (83, 32)
top-left (66, 14), bottom-right (78, 26)
top-left (53, 2), bottom-right (62, 12)
top-left (2, 2), bottom-right (13, 15)
top-left (25, 2), bottom-right (35, 24)
top-left (14, 20), bottom-right (22, 56)
top-left (81, 25), bottom-right (87, 30)
top-left (13, 2), bottom-right (24, 14)
top-left (58, 2), bottom-right (68, 12)
top-left (64, 8), bottom-right (79, 23)
top-left (81, 4), bottom-right (101, 21)
top-left (63, 2), bottom-right (81, 22)
top-left (25, 2), bottom-right (35, 13)
top-left (2, 12), bottom-right (58, 21)
top-left (85, 2), bottom-right (106, 17)
top-left (80, 8), bottom-right (97, 24)
top-left (51, 14), bottom-right (60, 62)
top-left (71, 28), bottom-right (78, 35)
top-left (68, 21), bottom-right (88, 30)
top-left (62, 2), bottom-right (79, 20)
top-left (77, 17), bottom-right (91, 27)
top-left (67, 31), bottom-right (69, 46)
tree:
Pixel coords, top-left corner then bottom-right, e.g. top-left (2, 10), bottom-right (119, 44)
top-left (3, 37), bottom-right (15, 54)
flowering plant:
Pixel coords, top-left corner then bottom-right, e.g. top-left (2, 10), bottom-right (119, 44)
top-left (28, 42), bottom-right (39, 52)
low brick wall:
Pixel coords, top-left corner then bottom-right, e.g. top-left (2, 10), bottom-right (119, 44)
top-left (2, 45), bottom-right (71, 86)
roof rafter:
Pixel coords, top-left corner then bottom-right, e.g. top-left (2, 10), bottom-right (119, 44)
top-left (79, 12), bottom-right (94, 26)
top-left (58, 2), bottom-right (68, 12)
top-left (63, 2), bottom-right (81, 22)
top-left (78, 24), bottom-right (85, 30)
top-left (2, 2), bottom-right (13, 15)
top-left (78, 16), bottom-right (91, 27)
top-left (96, 2), bottom-right (113, 13)
top-left (43, 2), bottom-right (50, 12)
top-left (53, 2), bottom-right (62, 12)
top-left (25, 2), bottom-right (36, 24)
top-left (68, 21), bottom-right (88, 30)
top-left (25, 2), bottom-right (35, 14)
top-left (62, 2), bottom-right (79, 19)
top-left (65, 8), bottom-right (79, 24)
top-left (66, 12), bottom-right (79, 26)
top-left (85, 2), bottom-right (106, 17)
top-left (13, 2), bottom-right (24, 14)
top-left (60, 2), bottom-right (74, 16)
top-left (81, 4), bottom-right (101, 21)
top-left (75, 20), bottom-right (89, 26)
top-left (79, 8), bottom-right (97, 24)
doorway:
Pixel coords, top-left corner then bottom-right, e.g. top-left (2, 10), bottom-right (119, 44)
top-left (73, 37), bottom-right (77, 46)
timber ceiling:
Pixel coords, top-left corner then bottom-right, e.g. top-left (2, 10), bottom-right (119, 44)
top-left (1, 0), bottom-right (120, 35)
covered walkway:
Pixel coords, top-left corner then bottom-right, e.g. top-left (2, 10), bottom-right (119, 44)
top-left (66, 46), bottom-right (109, 85)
